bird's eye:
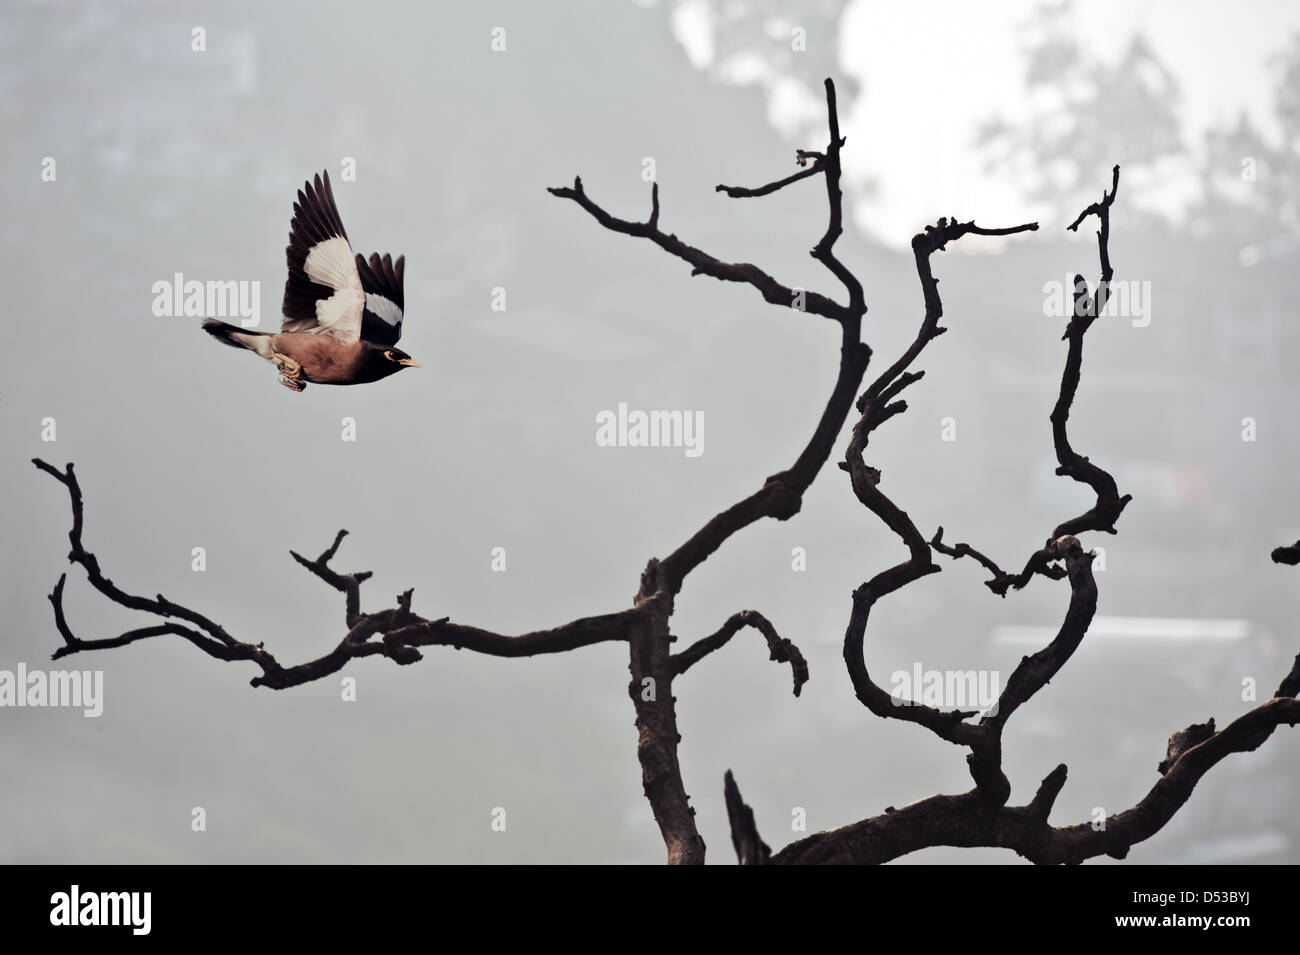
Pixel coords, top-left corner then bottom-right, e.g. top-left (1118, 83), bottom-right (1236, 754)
top-left (384, 350), bottom-right (395, 361)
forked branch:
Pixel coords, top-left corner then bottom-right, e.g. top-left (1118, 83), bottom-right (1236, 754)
top-left (33, 459), bottom-right (634, 692)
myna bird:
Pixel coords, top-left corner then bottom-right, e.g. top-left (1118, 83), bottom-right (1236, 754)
top-left (203, 171), bottom-right (420, 391)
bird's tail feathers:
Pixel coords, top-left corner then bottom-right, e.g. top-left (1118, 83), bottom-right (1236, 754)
top-left (202, 319), bottom-right (275, 358)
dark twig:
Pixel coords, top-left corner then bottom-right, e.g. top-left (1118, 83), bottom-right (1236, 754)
top-left (1272, 541), bottom-right (1300, 565)
top-left (929, 526), bottom-right (1041, 597)
top-left (1026, 764), bottom-right (1069, 822)
top-left (1050, 165), bottom-right (1131, 538)
top-left (723, 770), bottom-right (771, 865)
top-left (548, 177), bottom-right (848, 323)
top-left (290, 529), bottom-right (372, 627)
top-left (936, 167), bottom-right (1131, 597)
top-left (981, 537), bottom-right (1097, 731)
top-left (671, 610), bottom-right (808, 696)
top-left (716, 161), bottom-right (823, 198)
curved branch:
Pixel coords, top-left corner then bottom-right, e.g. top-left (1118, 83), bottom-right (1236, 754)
top-left (671, 610), bottom-right (808, 696)
top-left (574, 79), bottom-right (874, 598)
top-left (839, 217), bottom-right (1039, 784)
top-left (33, 458), bottom-right (239, 647)
top-left (48, 573), bottom-right (240, 662)
top-left (548, 177), bottom-right (849, 323)
top-left (981, 537), bottom-right (1097, 730)
top-left (938, 168), bottom-right (1131, 598)
top-left (657, 319), bottom-right (869, 594)
top-left (772, 697), bottom-right (1300, 865)
top-left (34, 458), bottom-right (634, 692)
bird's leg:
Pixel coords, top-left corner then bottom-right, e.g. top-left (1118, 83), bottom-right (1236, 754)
top-left (272, 352), bottom-right (306, 391)
top-left (273, 352), bottom-right (303, 379)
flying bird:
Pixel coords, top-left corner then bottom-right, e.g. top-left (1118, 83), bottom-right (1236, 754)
top-left (203, 171), bottom-right (420, 391)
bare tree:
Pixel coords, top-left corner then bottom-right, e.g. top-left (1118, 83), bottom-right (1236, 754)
top-left (33, 79), bottom-right (1300, 865)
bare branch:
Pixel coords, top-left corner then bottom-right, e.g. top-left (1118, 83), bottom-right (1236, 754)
top-left (671, 610), bottom-right (808, 696)
top-left (1049, 165), bottom-right (1131, 540)
top-left (550, 80), bottom-right (866, 330)
top-left (1026, 764), bottom-right (1069, 821)
top-left (809, 79), bottom-right (865, 314)
top-left (33, 458), bottom-right (239, 648)
top-left (981, 537), bottom-right (1097, 731)
top-left (252, 610), bottom-right (633, 690)
top-left (548, 176), bottom-right (849, 323)
top-left (724, 770), bottom-right (771, 865)
top-left (929, 526), bottom-right (1037, 597)
top-left (290, 529), bottom-right (373, 626)
top-left (838, 216), bottom-right (1039, 777)
top-left (1066, 163), bottom-right (1121, 233)
top-left (634, 80), bottom-right (873, 596)
top-left (34, 458), bottom-right (634, 693)
top-left (939, 168), bottom-right (1132, 599)
top-left (48, 573), bottom-right (237, 662)
top-left (657, 319), bottom-right (869, 594)
top-left (771, 697), bottom-right (1300, 864)
top-left (1272, 541), bottom-right (1300, 565)
top-left (716, 160), bottom-right (823, 198)
top-left (543, 78), bottom-right (870, 863)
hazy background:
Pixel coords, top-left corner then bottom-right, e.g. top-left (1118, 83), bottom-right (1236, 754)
top-left (3, 0), bottom-right (1300, 864)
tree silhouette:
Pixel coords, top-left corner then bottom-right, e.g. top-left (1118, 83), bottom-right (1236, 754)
top-left (1193, 31), bottom-right (1300, 242)
top-left (976, 1), bottom-right (1184, 221)
top-left (34, 78), bottom-right (1300, 864)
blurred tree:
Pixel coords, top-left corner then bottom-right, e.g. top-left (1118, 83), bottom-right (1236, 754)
top-left (976, 1), bottom-right (1182, 221)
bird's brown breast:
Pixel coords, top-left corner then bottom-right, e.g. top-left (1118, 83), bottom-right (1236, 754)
top-left (271, 333), bottom-right (369, 384)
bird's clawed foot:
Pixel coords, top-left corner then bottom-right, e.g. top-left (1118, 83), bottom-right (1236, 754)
top-left (273, 352), bottom-right (306, 392)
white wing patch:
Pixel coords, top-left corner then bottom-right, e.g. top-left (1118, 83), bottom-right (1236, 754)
top-left (315, 287), bottom-right (365, 335)
top-left (365, 292), bottom-right (403, 326)
top-left (303, 237), bottom-right (361, 291)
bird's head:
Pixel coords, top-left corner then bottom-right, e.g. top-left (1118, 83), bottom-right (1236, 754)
top-left (358, 344), bottom-right (422, 383)
top-left (383, 347), bottom-right (421, 369)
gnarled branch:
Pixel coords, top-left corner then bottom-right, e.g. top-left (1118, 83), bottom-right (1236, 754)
top-left (34, 458), bottom-right (635, 695)
top-left (671, 610), bottom-right (808, 697)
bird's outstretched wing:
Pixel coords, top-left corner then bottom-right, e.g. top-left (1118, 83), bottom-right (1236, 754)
top-left (356, 252), bottom-right (405, 346)
top-left (280, 172), bottom-right (365, 342)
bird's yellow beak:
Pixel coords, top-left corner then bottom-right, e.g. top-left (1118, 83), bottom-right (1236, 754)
top-left (398, 358), bottom-right (421, 367)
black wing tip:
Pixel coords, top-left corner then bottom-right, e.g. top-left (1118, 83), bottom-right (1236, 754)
top-left (356, 251), bottom-right (406, 303)
top-left (288, 169), bottom-right (347, 248)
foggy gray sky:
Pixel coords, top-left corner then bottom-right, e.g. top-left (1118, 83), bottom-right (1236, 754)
top-left (3, 0), bottom-right (1299, 864)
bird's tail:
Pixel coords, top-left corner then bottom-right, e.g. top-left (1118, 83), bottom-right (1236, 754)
top-left (202, 319), bottom-right (275, 358)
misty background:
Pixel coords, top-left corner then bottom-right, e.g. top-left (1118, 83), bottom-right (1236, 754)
top-left (3, 0), bottom-right (1299, 863)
